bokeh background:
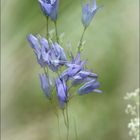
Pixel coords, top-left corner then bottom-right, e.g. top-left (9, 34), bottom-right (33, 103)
top-left (1, 0), bottom-right (139, 140)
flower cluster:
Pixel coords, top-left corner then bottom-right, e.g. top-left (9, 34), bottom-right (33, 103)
top-left (124, 89), bottom-right (140, 140)
top-left (27, 0), bottom-right (102, 109)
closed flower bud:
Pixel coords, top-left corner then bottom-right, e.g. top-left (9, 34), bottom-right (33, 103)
top-left (55, 78), bottom-right (68, 108)
top-left (39, 73), bottom-right (52, 99)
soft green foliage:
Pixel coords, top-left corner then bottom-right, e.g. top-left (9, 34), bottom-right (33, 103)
top-left (1, 0), bottom-right (139, 140)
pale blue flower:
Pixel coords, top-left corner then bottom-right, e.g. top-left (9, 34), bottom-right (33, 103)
top-left (78, 79), bottom-right (102, 95)
top-left (39, 73), bottom-right (52, 99)
top-left (50, 0), bottom-right (59, 21)
top-left (55, 78), bottom-right (68, 108)
top-left (39, 0), bottom-right (59, 21)
top-left (71, 70), bottom-right (98, 85)
top-left (81, 0), bottom-right (101, 27)
top-left (39, 0), bottom-right (52, 16)
top-left (27, 34), bottom-right (67, 70)
top-left (27, 34), bottom-right (46, 67)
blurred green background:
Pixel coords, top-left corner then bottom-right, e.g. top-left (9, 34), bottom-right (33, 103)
top-left (1, 0), bottom-right (139, 140)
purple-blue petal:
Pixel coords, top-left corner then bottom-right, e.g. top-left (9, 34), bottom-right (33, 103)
top-left (55, 78), bottom-right (67, 108)
top-left (81, 0), bottom-right (100, 27)
top-left (39, 73), bottom-right (52, 98)
top-left (78, 79), bottom-right (101, 95)
top-left (40, 37), bottom-right (49, 51)
top-left (50, 0), bottom-right (59, 21)
top-left (27, 34), bottom-right (42, 61)
top-left (79, 71), bottom-right (98, 78)
top-left (38, 0), bottom-right (52, 16)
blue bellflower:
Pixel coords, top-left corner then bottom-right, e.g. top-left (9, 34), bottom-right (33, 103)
top-left (78, 79), bottom-right (102, 95)
top-left (50, 0), bottom-right (59, 21)
top-left (27, 34), bottom-right (45, 67)
top-left (38, 0), bottom-right (59, 21)
top-left (55, 78), bottom-right (68, 108)
top-left (27, 34), bottom-right (67, 71)
top-left (60, 52), bottom-right (101, 96)
top-left (71, 70), bottom-right (98, 85)
top-left (81, 0), bottom-right (101, 27)
top-left (38, 0), bottom-right (52, 16)
top-left (39, 73), bottom-right (52, 99)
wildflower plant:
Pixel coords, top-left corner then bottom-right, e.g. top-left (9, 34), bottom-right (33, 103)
top-left (124, 89), bottom-right (140, 140)
top-left (27, 0), bottom-right (102, 139)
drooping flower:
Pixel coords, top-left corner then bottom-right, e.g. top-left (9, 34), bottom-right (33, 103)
top-left (27, 34), bottom-right (47, 67)
top-left (60, 52), bottom-right (101, 95)
top-left (64, 62), bottom-right (85, 77)
top-left (81, 0), bottom-right (101, 27)
top-left (27, 34), bottom-right (67, 71)
top-left (38, 0), bottom-right (59, 21)
top-left (71, 70), bottom-right (98, 85)
top-left (55, 78), bottom-right (68, 108)
top-left (78, 79), bottom-right (102, 95)
top-left (39, 73), bottom-right (52, 99)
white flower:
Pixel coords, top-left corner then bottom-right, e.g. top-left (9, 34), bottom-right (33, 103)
top-left (124, 88), bottom-right (139, 140)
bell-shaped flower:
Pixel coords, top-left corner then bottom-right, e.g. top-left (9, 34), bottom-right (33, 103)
top-left (38, 0), bottom-right (59, 21)
top-left (28, 34), bottom-right (67, 71)
top-left (81, 0), bottom-right (101, 27)
top-left (39, 73), bottom-right (52, 99)
top-left (55, 78), bottom-right (68, 108)
top-left (27, 34), bottom-right (47, 67)
top-left (71, 70), bottom-right (98, 85)
top-left (78, 79), bottom-right (102, 95)
top-left (50, 0), bottom-right (59, 21)
top-left (65, 63), bottom-right (85, 77)
top-left (38, 0), bottom-right (52, 16)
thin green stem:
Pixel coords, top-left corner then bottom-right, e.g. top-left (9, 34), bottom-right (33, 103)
top-left (62, 109), bottom-right (68, 127)
top-left (77, 27), bottom-right (87, 52)
top-left (56, 112), bottom-right (61, 140)
top-left (54, 21), bottom-right (59, 43)
top-left (66, 103), bottom-right (69, 140)
top-left (73, 117), bottom-right (78, 140)
top-left (46, 16), bottom-right (49, 39)
top-left (50, 99), bottom-right (61, 140)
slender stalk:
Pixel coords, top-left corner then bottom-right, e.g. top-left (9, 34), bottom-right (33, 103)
top-left (77, 27), bottom-right (87, 52)
top-left (66, 103), bottom-right (69, 140)
top-left (56, 111), bottom-right (61, 140)
top-left (62, 109), bottom-right (68, 127)
top-left (46, 16), bottom-right (49, 39)
top-left (50, 99), bottom-right (61, 140)
top-left (73, 117), bottom-right (78, 140)
top-left (54, 21), bottom-right (59, 43)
